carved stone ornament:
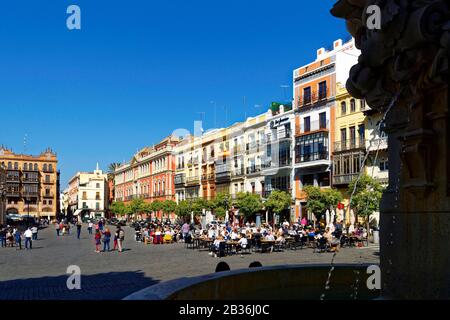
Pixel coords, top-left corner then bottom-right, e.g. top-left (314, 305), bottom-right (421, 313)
top-left (331, 0), bottom-right (449, 110)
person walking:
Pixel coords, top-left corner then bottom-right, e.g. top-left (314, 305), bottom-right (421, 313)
top-left (98, 219), bottom-right (103, 232)
top-left (102, 228), bottom-right (111, 252)
top-left (24, 228), bottom-right (33, 250)
top-left (94, 230), bottom-right (101, 253)
top-left (76, 221), bottom-right (82, 240)
top-left (116, 227), bottom-right (124, 253)
top-left (88, 220), bottom-right (93, 235)
top-left (31, 225), bottom-right (38, 240)
top-left (14, 229), bottom-right (22, 250)
top-left (55, 221), bottom-right (60, 237)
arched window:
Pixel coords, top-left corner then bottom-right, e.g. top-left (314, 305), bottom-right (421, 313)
top-left (341, 101), bottom-right (347, 115)
top-left (43, 164), bottom-right (48, 171)
top-left (23, 163), bottom-right (28, 170)
top-left (34, 164), bottom-right (38, 171)
top-left (350, 99), bottom-right (356, 112)
top-left (8, 162), bottom-right (12, 169)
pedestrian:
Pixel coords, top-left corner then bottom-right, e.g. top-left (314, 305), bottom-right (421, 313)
top-left (55, 221), bottom-right (60, 237)
top-left (76, 221), bottom-right (82, 239)
top-left (66, 223), bottom-right (70, 235)
top-left (31, 225), bottom-right (38, 240)
top-left (117, 227), bottom-right (124, 253)
top-left (102, 228), bottom-right (111, 252)
top-left (98, 219), bottom-right (103, 232)
top-left (14, 229), bottom-right (22, 250)
top-left (113, 229), bottom-right (118, 251)
top-left (24, 228), bottom-right (33, 250)
top-left (94, 230), bottom-right (101, 253)
top-left (88, 220), bottom-right (93, 235)
top-left (0, 227), bottom-right (6, 248)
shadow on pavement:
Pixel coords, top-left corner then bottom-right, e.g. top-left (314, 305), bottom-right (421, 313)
top-left (0, 270), bottom-right (158, 300)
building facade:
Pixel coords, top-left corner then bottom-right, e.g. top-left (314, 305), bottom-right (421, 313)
top-left (0, 163), bottom-right (6, 224)
top-left (0, 147), bottom-right (59, 219)
top-left (292, 38), bottom-right (360, 220)
top-left (67, 164), bottom-right (109, 218)
top-left (114, 135), bottom-right (179, 219)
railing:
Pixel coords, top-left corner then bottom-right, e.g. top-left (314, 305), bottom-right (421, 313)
top-left (174, 174), bottom-right (186, 185)
top-left (231, 168), bottom-right (245, 177)
top-left (6, 176), bottom-right (20, 182)
top-left (23, 178), bottom-right (39, 183)
top-left (42, 179), bottom-right (55, 184)
top-left (297, 90), bottom-right (328, 107)
top-left (367, 136), bottom-right (388, 151)
top-left (298, 120), bottom-right (329, 135)
top-left (295, 152), bottom-right (329, 163)
top-left (332, 173), bottom-right (359, 185)
top-left (43, 193), bottom-right (55, 198)
top-left (42, 167), bottom-right (54, 173)
top-left (23, 191), bottom-right (39, 197)
top-left (6, 190), bottom-right (20, 197)
top-left (246, 165), bottom-right (261, 174)
top-left (186, 176), bottom-right (200, 185)
top-left (334, 139), bottom-right (366, 152)
top-left (154, 191), bottom-right (167, 197)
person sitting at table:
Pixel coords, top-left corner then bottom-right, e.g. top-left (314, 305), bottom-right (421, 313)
top-left (276, 233), bottom-right (285, 245)
top-left (236, 235), bottom-right (248, 256)
top-left (230, 228), bottom-right (239, 241)
top-left (154, 227), bottom-right (163, 244)
top-left (265, 232), bottom-right (275, 241)
top-left (163, 229), bottom-right (173, 243)
top-left (210, 236), bottom-right (225, 257)
top-left (208, 226), bottom-right (217, 239)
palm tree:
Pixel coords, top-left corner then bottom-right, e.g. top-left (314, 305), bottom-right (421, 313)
top-left (107, 163), bottom-right (121, 180)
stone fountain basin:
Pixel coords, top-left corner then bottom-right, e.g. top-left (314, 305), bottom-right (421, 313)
top-left (124, 264), bottom-right (380, 300)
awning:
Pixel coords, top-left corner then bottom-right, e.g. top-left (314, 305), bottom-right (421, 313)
top-left (73, 210), bottom-right (83, 216)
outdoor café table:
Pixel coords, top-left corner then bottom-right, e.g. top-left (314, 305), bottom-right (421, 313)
top-left (260, 240), bottom-right (276, 253)
top-left (226, 241), bottom-right (239, 255)
top-left (199, 239), bottom-right (214, 251)
top-left (284, 237), bottom-right (295, 249)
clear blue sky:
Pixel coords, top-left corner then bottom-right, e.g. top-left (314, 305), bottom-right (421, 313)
top-left (0, 0), bottom-right (348, 188)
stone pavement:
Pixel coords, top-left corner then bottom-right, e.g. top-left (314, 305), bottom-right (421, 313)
top-left (0, 225), bottom-right (379, 300)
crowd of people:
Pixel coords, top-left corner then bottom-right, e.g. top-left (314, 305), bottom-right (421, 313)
top-left (0, 223), bottom-right (40, 250)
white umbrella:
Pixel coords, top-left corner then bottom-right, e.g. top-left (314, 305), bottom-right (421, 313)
top-left (325, 210), bottom-right (330, 226)
top-left (331, 209), bottom-right (336, 224)
top-left (190, 212), bottom-right (194, 224)
top-left (349, 209), bottom-right (356, 234)
top-left (225, 210), bottom-right (229, 224)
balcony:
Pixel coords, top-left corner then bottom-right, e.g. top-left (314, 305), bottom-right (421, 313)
top-left (5, 190), bottom-right (20, 197)
top-left (297, 120), bottom-right (329, 136)
top-left (215, 165), bottom-right (231, 182)
top-left (201, 173), bottom-right (215, 181)
top-left (246, 165), bottom-right (261, 175)
top-left (296, 90), bottom-right (328, 108)
top-left (231, 167), bottom-right (245, 178)
top-left (246, 142), bottom-right (263, 154)
top-left (23, 178), bottom-right (40, 184)
top-left (332, 173), bottom-right (359, 185)
top-left (43, 193), bottom-right (55, 198)
top-left (233, 145), bottom-right (245, 155)
top-left (174, 174), bottom-right (186, 186)
top-left (42, 167), bottom-right (54, 173)
top-left (334, 139), bottom-right (366, 152)
top-left (6, 175), bottom-right (20, 183)
top-left (367, 136), bottom-right (388, 152)
top-left (295, 152), bottom-right (329, 164)
top-left (42, 179), bottom-right (55, 184)
top-left (186, 176), bottom-right (200, 186)
top-left (23, 191), bottom-right (39, 198)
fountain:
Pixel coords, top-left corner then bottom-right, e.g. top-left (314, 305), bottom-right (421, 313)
top-left (331, 0), bottom-right (449, 299)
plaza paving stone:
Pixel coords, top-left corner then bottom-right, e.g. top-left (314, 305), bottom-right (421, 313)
top-left (0, 225), bottom-right (379, 300)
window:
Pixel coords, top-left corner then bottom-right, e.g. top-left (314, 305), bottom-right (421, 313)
top-left (14, 162), bottom-right (18, 170)
top-left (45, 175), bottom-right (50, 183)
top-left (361, 99), bottom-right (366, 110)
top-left (49, 200), bottom-right (52, 205)
top-left (350, 126), bottom-right (356, 147)
top-left (24, 163), bottom-right (28, 170)
top-left (318, 81), bottom-right (327, 99)
top-left (358, 124), bottom-right (365, 141)
top-left (43, 200), bottom-right (47, 205)
top-left (350, 99), bottom-right (356, 112)
top-left (82, 202), bottom-right (87, 209)
top-left (319, 112), bottom-right (327, 129)
top-left (43, 164), bottom-right (47, 171)
top-left (96, 183), bottom-right (100, 188)
top-left (303, 87), bottom-right (311, 104)
top-left (341, 101), bottom-right (347, 115)
top-left (304, 117), bottom-right (311, 132)
top-left (380, 160), bottom-right (389, 171)
top-left (96, 192), bottom-right (100, 200)
top-left (82, 192), bottom-right (87, 200)
top-left (96, 203), bottom-right (100, 210)
top-left (34, 164), bottom-right (38, 171)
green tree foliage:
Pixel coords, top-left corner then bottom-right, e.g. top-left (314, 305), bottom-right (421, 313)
top-left (129, 198), bottom-right (145, 217)
top-left (150, 200), bottom-right (162, 213)
top-left (265, 190), bottom-right (292, 216)
top-left (161, 200), bottom-right (177, 219)
top-left (348, 174), bottom-right (384, 228)
top-left (235, 192), bottom-right (263, 219)
top-left (110, 201), bottom-right (127, 217)
top-left (175, 200), bottom-right (192, 218)
top-left (191, 198), bottom-right (208, 215)
top-left (323, 188), bottom-right (344, 210)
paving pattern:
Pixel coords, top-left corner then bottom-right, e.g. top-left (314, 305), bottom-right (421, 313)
top-left (0, 225), bottom-right (379, 300)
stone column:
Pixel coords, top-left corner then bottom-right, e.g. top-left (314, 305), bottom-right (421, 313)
top-left (331, 0), bottom-right (449, 299)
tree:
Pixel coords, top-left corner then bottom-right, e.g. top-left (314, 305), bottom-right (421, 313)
top-left (348, 174), bottom-right (384, 231)
top-left (210, 192), bottom-right (231, 221)
top-left (161, 200), bottom-right (177, 220)
top-left (128, 198), bottom-right (145, 219)
top-left (323, 188), bottom-right (344, 211)
top-left (110, 201), bottom-right (127, 217)
top-left (150, 200), bottom-right (163, 219)
top-left (235, 192), bottom-right (263, 220)
top-left (107, 163), bottom-right (121, 181)
top-left (265, 190), bottom-right (292, 223)
top-left (191, 198), bottom-right (208, 216)
top-left (303, 186), bottom-right (326, 222)
top-left (175, 200), bottom-right (192, 221)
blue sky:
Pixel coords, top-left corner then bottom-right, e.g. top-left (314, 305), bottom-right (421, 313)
top-left (0, 0), bottom-right (348, 188)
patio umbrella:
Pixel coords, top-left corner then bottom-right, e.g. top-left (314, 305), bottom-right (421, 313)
top-left (331, 209), bottom-right (336, 224)
top-left (225, 210), bottom-right (229, 224)
top-left (325, 210), bottom-right (330, 226)
top-left (190, 212), bottom-right (194, 224)
top-left (349, 209), bottom-right (356, 234)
